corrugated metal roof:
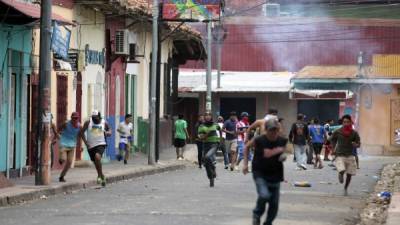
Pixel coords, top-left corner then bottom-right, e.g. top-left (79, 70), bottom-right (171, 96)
top-left (295, 66), bottom-right (358, 79)
top-left (178, 70), bottom-right (294, 93)
top-left (0, 0), bottom-right (71, 24)
top-left (225, 17), bottom-right (400, 27)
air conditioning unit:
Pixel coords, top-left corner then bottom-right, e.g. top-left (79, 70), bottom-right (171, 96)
top-left (263, 3), bottom-right (280, 17)
top-left (115, 29), bottom-right (129, 55)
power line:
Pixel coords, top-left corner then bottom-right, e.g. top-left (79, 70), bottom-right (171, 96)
top-left (224, 36), bottom-right (400, 44)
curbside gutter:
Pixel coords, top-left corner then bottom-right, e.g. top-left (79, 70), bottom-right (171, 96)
top-left (0, 162), bottom-right (187, 207)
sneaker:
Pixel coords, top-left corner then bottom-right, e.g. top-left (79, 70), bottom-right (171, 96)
top-left (209, 178), bottom-right (214, 187)
top-left (234, 166), bottom-right (240, 171)
top-left (59, 176), bottom-right (66, 182)
top-left (224, 165), bottom-right (228, 170)
top-left (101, 176), bottom-right (106, 187)
top-left (338, 173), bottom-right (344, 184)
top-left (97, 177), bottom-right (102, 184)
top-left (300, 164), bottom-right (307, 170)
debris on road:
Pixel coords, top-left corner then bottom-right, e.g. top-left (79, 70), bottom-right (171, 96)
top-left (294, 181), bottom-right (312, 187)
top-left (357, 162), bottom-right (400, 225)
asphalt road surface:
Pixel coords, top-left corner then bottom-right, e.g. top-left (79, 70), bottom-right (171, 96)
top-left (0, 156), bottom-right (397, 225)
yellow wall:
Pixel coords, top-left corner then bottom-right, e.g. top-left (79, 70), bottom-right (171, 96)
top-left (359, 84), bottom-right (400, 155)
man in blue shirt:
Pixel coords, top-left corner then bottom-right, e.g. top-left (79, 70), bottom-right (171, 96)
top-left (57, 112), bottom-right (82, 182)
top-left (309, 118), bottom-right (326, 169)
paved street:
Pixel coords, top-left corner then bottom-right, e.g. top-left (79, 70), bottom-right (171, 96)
top-left (0, 156), bottom-right (398, 225)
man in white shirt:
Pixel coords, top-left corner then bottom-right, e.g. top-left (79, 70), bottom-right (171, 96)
top-left (117, 114), bottom-right (133, 165)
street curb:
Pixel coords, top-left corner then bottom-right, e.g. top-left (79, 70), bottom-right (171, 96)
top-left (0, 162), bottom-right (187, 207)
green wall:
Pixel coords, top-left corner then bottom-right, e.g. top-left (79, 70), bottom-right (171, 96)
top-left (0, 25), bottom-right (32, 172)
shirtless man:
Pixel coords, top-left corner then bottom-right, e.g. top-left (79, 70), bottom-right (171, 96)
top-left (246, 108), bottom-right (280, 142)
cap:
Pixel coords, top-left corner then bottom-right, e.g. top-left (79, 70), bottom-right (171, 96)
top-left (71, 112), bottom-right (79, 118)
top-left (241, 112), bottom-right (249, 117)
top-left (265, 119), bottom-right (279, 130)
top-left (91, 110), bottom-right (100, 116)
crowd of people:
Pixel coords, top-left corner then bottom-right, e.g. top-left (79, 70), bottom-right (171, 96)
top-left (174, 109), bottom-right (361, 225)
top-left (50, 110), bottom-right (133, 187)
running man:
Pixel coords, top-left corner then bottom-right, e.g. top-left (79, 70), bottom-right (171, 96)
top-left (330, 114), bottom-right (360, 196)
top-left (246, 109), bottom-right (279, 140)
top-left (217, 116), bottom-right (229, 169)
top-left (80, 110), bottom-right (112, 187)
top-left (309, 118), bottom-right (325, 169)
top-left (323, 119), bottom-right (334, 161)
top-left (198, 112), bottom-right (222, 187)
top-left (223, 111), bottom-right (238, 171)
top-left (236, 112), bottom-right (250, 167)
top-left (174, 114), bottom-right (189, 160)
top-left (289, 114), bottom-right (309, 170)
top-left (57, 112), bottom-right (81, 182)
top-left (243, 119), bottom-right (288, 225)
top-left (195, 115), bottom-right (205, 168)
top-left (117, 114), bottom-right (133, 165)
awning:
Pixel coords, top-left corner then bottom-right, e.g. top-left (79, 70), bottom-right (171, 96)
top-left (179, 70), bottom-right (294, 93)
top-left (0, 0), bottom-right (72, 25)
top-left (289, 89), bottom-right (354, 100)
top-left (292, 65), bottom-right (400, 90)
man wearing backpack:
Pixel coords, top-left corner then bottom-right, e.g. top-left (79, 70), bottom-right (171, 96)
top-left (289, 114), bottom-right (309, 170)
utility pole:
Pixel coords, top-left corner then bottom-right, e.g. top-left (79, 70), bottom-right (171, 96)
top-left (36, 0), bottom-right (52, 185)
top-left (206, 17), bottom-right (212, 112)
top-left (148, 0), bottom-right (159, 165)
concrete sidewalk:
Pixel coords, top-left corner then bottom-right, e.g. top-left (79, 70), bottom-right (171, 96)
top-left (386, 176), bottom-right (400, 225)
top-left (0, 145), bottom-right (198, 207)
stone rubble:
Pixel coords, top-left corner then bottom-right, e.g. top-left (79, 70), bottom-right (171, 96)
top-left (357, 162), bottom-right (400, 225)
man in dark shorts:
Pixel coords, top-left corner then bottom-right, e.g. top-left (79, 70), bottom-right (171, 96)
top-left (309, 118), bottom-right (326, 169)
top-left (80, 110), bottom-right (112, 187)
top-left (174, 114), bottom-right (189, 160)
top-left (243, 119), bottom-right (288, 225)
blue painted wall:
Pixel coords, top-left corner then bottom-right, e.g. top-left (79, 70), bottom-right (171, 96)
top-left (0, 25), bottom-right (32, 172)
top-left (105, 115), bottom-right (124, 160)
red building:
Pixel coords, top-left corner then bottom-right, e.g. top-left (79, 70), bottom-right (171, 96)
top-left (185, 17), bottom-right (400, 72)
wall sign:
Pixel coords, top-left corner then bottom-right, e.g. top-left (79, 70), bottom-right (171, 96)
top-left (54, 52), bottom-right (79, 71)
top-left (85, 44), bottom-right (105, 67)
top-left (51, 22), bottom-right (71, 60)
top-left (162, 0), bottom-right (221, 21)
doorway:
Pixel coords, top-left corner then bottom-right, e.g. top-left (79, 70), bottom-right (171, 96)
top-left (220, 97), bottom-right (257, 123)
top-left (298, 100), bottom-right (340, 124)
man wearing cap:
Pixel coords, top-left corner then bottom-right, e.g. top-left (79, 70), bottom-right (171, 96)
top-left (243, 119), bottom-right (288, 225)
top-left (236, 112), bottom-right (250, 168)
top-left (80, 110), bottom-right (112, 187)
top-left (223, 111), bottom-right (238, 171)
top-left (57, 112), bottom-right (82, 182)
